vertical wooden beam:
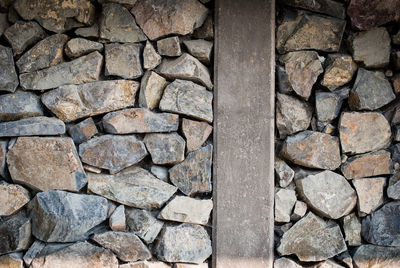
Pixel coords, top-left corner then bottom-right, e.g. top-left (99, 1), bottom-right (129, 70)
top-left (213, 0), bottom-right (275, 267)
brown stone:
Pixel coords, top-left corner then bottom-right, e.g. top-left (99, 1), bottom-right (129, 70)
top-left (321, 54), bottom-right (357, 91)
top-left (120, 261), bottom-right (170, 268)
top-left (4, 20), bottom-right (46, 55)
top-left (353, 245), bottom-right (400, 268)
top-left (353, 177), bottom-right (386, 216)
top-left (0, 253), bottom-right (24, 268)
top-left (157, 36), bottom-right (181, 57)
top-left (138, 71), bottom-right (167, 110)
top-left (182, 119), bottom-right (212, 152)
top-left (279, 0), bottom-right (345, 19)
top-left (0, 181), bottom-right (30, 216)
top-left (183, 39), bottom-right (213, 64)
top-left (67, 117), bottom-right (98, 144)
top-left (64, 38), bottom-right (103, 59)
top-left (143, 41), bottom-right (161, 70)
top-left (105, 43), bottom-right (142, 79)
top-left (144, 133), bottom-right (185, 165)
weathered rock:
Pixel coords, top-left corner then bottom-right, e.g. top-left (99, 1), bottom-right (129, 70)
top-left (279, 0), bottom-right (345, 19)
top-left (105, 43), bottom-right (142, 79)
top-left (274, 257), bottom-right (302, 268)
top-left (29, 190), bottom-right (108, 242)
top-left (87, 167), bottom-right (177, 209)
top-left (20, 51), bottom-right (102, 90)
top-left (79, 135), bottom-right (147, 173)
top-left (65, 38), bottom-right (103, 59)
top-left (151, 165), bottom-right (169, 182)
top-left (392, 51), bottom-right (400, 71)
top-left (280, 131), bottom-right (341, 170)
top-left (353, 177), bottom-right (386, 215)
top-left (339, 112), bottom-right (391, 154)
top-left (182, 119), bottom-right (212, 152)
top-left (120, 261), bottom-right (170, 268)
top-left (393, 75), bottom-right (400, 95)
top-left (4, 21), bottom-right (46, 55)
top-left (67, 117), bottom-right (98, 144)
top-left (343, 213), bottom-right (361, 246)
top-left (275, 188), bottom-right (297, 223)
top-left (316, 88), bottom-right (349, 123)
top-left (103, 108), bottom-right (179, 134)
top-left (23, 240), bottom-right (45, 267)
top-left (183, 39), bottom-right (213, 64)
top-left (126, 208), bottom-right (164, 244)
top-left (143, 41), bottom-right (161, 70)
top-left (159, 80), bottom-right (213, 123)
top-left (277, 212), bottom-right (347, 262)
top-left (0, 181), bottom-right (29, 216)
top-left (144, 133), bottom-right (185, 165)
top-left (100, 3), bottom-right (146, 43)
top-left (291, 200), bottom-right (307, 221)
top-left (0, 13), bottom-right (8, 36)
top-left (394, 30), bottom-right (400, 45)
top-left (362, 201), bottom-right (400, 246)
top-left (296, 171), bottom-right (356, 219)
top-left (313, 260), bottom-right (345, 268)
top-left (159, 196), bottom-right (213, 225)
top-left (92, 231), bottom-right (151, 262)
top-left (169, 144), bottom-right (212, 196)
top-left (109, 205), bottom-right (125, 231)
top-left (0, 253), bottom-right (23, 268)
top-left (42, 80), bottom-right (138, 122)
top-left (336, 252), bottom-right (353, 268)
top-left (0, 210), bottom-right (32, 254)
top-left (0, 91), bottom-right (43, 122)
top-left (193, 15), bottom-right (213, 40)
top-left (75, 23), bottom-right (99, 38)
top-left (388, 173), bottom-right (400, 200)
top-left (0, 45), bottom-right (18, 93)
top-left (157, 36), bottom-right (181, 57)
top-left (277, 65), bottom-right (293, 94)
top-left (174, 264), bottom-right (207, 268)
top-left (0, 140), bottom-right (6, 178)
top-left (155, 224), bottom-right (211, 264)
top-left (157, 54), bottom-right (213, 89)
top-left (279, 51), bottom-right (323, 100)
top-left (349, 69), bottom-right (395, 110)
top-left (0, 116), bottom-right (65, 137)
top-left (139, 71), bottom-right (167, 110)
top-left (341, 150), bottom-right (392, 179)
top-left (276, 93), bottom-right (312, 138)
top-left (321, 54), bottom-right (357, 91)
top-left (275, 158), bottom-right (295, 188)
top-left (353, 244), bottom-right (400, 268)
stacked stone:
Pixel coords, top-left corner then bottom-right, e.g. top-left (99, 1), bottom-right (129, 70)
top-left (275, 0), bottom-right (400, 267)
top-left (0, 0), bottom-right (213, 267)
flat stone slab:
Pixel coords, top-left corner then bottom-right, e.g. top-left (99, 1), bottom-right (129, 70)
top-left (0, 116), bottom-right (65, 137)
top-left (0, 44), bottom-right (19, 93)
top-left (0, 91), bottom-right (43, 122)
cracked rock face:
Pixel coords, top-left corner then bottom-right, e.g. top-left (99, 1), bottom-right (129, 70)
top-left (0, 210), bottom-right (32, 255)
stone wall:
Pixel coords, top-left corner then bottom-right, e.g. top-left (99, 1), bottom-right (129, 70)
top-left (0, 0), bottom-right (214, 267)
top-left (274, 0), bottom-right (400, 267)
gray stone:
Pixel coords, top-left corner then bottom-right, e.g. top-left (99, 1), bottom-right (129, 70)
top-left (274, 188), bottom-right (296, 223)
top-left (157, 54), bottom-right (213, 89)
top-left (388, 173), bottom-right (400, 200)
top-left (274, 257), bottom-right (302, 268)
top-left (313, 260), bottom-right (345, 268)
top-left (0, 91), bottom-right (43, 122)
top-left (343, 213), bottom-right (361, 246)
top-left (0, 45), bottom-right (18, 93)
top-left (183, 39), bottom-right (213, 64)
top-left (394, 125), bottom-right (400, 142)
top-left (0, 140), bottom-right (7, 178)
top-left (0, 13), bottom-right (8, 37)
top-left (20, 51), bottom-right (103, 90)
top-left (7, 137), bottom-right (86, 192)
top-left (182, 119), bottom-right (212, 152)
top-left (23, 240), bottom-right (45, 267)
top-left (0, 181), bottom-right (30, 216)
top-left (169, 144), bottom-right (212, 196)
top-left (75, 24), bottom-right (99, 38)
top-left (321, 54), bottom-right (357, 91)
top-left (150, 165), bottom-right (168, 182)
top-left (155, 223), bottom-right (212, 264)
top-left (0, 253), bottom-right (24, 268)
top-left (143, 41), bottom-right (161, 70)
top-left (109, 205), bottom-right (125, 231)
top-left (42, 80), bottom-right (138, 122)
top-left (353, 244), bottom-right (400, 268)
top-left (0, 116), bottom-right (65, 137)
top-left (336, 252), bottom-right (353, 268)
top-left (174, 264), bottom-right (207, 268)
top-left (87, 167), bottom-right (177, 209)
top-left (105, 43), bottom-right (142, 79)
top-left (277, 212), bottom-right (347, 262)
top-left (131, 0), bottom-right (208, 40)
top-left (4, 21), bottom-right (46, 55)
top-left (144, 133), bottom-right (185, 165)
top-left (79, 135), bottom-right (147, 173)
top-left (139, 71), bottom-right (167, 110)
top-left (0, 210), bottom-right (32, 255)
top-left (102, 108), bottom-right (179, 134)
top-left (393, 30), bottom-right (400, 45)
top-left (277, 65), bottom-right (293, 94)
top-left (67, 117), bottom-right (98, 144)
top-left (157, 36), bottom-right (181, 57)
top-left (193, 15), bottom-right (213, 40)
top-left (29, 190), bottom-right (108, 242)
top-left (353, 177), bottom-right (386, 216)
top-left (316, 88), bottom-right (349, 123)
top-left (279, 0), bottom-right (345, 18)
top-left (349, 69), bottom-right (395, 110)
top-left (120, 261), bottom-right (170, 268)
top-left (159, 79), bottom-right (213, 123)
top-left (125, 208), bottom-right (164, 244)
top-left (296, 171), bottom-right (356, 219)
top-left (100, 3), bottom-right (146, 43)
top-left (291, 200), bottom-right (307, 221)
top-left (92, 231), bottom-right (151, 262)
top-left (65, 38), bottom-right (103, 59)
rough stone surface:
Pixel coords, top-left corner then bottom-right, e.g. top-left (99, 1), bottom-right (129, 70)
top-left (75, 24), bottom-right (99, 38)
top-left (120, 261), bottom-right (170, 268)
top-left (291, 200), bottom-right (307, 221)
top-left (139, 71), bottom-right (167, 110)
top-left (0, 181), bottom-right (30, 216)
top-left (182, 119), bottom-right (212, 152)
top-left (159, 80), bottom-right (213, 123)
top-left (0, 210), bottom-right (31, 254)
top-left (109, 205), bottom-right (125, 231)
top-left (183, 39), bottom-right (213, 64)
top-left (279, 0), bottom-right (345, 18)
top-left (0, 45), bottom-right (18, 92)
top-left (144, 133), bottom-right (185, 165)
top-left (23, 240), bottom-right (45, 267)
top-left (126, 208), bottom-right (164, 244)
top-left (0, 253), bottom-right (23, 268)
top-left (280, 131), bottom-right (341, 170)
top-left (4, 21), bottom-right (46, 55)
top-left (339, 112), bottom-right (391, 154)
top-left (105, 43), bottom-right (142, 79)
top-left (388, 173), bottom-right (400, 200)
top-left (155, 223), bottom-right (212, 264)
top-left (103, 108), bottom-right (179, 134)
top-left (277, 212), bottom-right (347, 262)
top-left (353, 244), bottom-right (400, 268)
top-left (193, 15), bottom-right (213, 40)
top-left (174, 264), bottom-right (207, 268)
top-left (20, 51), bottom-right (102, 90)
top-left (321, 54), bottom-right (357, 91)
top-left (157, 36), bottom-right (181, 57)
top-left (353, 177), bottom-right (386, 215)
top-left (150, 165), bottom-right (168, 182)
top-left (169, 144), bottom-right (212, 196)
top-left (65, 38), bottom-right (103, 59)
top-left (274, 257), bottom-right (302, 268)
top-left (67, 117), bottom-right (98, 144)
top-left (0, 140), bottom-right (7, 178)
top-left (87, 167), bottom-right (177, 209)
top-left (79, 135), bottom-right (147, 173)
top-left (0, 116), bottom-right (65, 137)
top-left (275, 188), bottom-right (297, 223)
top-left (0, 91), bottom-right (43, 122)
top-left (0, 13), bottom-right (8, 36)
top-left (143, 41), bottom-right (161, 70)
top-left (42, 80), bottom-right (138, 122)
top-left (343, 213), bottom-right (361, 246)
top-left (277, 65), bottom-right (293, 94)
top-left (316, 88), bottom-right (349, 123)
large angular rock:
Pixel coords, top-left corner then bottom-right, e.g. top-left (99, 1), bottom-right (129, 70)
top-left (4, 21), bottom-right (46, 55)
top-left (105, 43), bottom-right (142, 79)
top-left (280, 131), bottom-right (341, 170)
top-left (321, 54), bottom-right (357, 91)
top-left (349, 69), bottom-right (395, 110)
top-left (159, 80), bottom-right (213, 123)
top-left (139, 71), bottom-right (167, 110)
top-left (0, 45), bottom-right (18, 93)
top-left (274, 158), bottom-right (295, 188)
top-left (67, 117), bottom-right (98, 144)
top-left (7, 137), bottom-right (86, 192)
top-left (143, 41), bottom-right (161, 70)
top-left (316, 88), bottom-right (349, 123)
top-left (42, 80), bottom-right (138, 122)
top-left (29, 190), bottom-right (108, 242)
top-left (339, 112), bottom-right (391, 154)
top-left (353, 244), bottom-right (400, 268)
top-left (0, 210), bottom-right (32, 255)
top-left (87, 167), bottom-right (177, 209)
top-left (0, 253), bottom-right (24, 268)
top-left (20, 51), bottom-right (102, 90)
top-left (16, 34), bottom-right (69, 73)
top-left (144, 133), bottom-right (185, 165)
top-left (92, 231), bottom-right (151, 262)
top-left (183, 39), bottom-right (213, 64)
top-left (131, 0), bottom-right (208, 40)
top-left (182, 119), bottom-right (212, 152)
top-left (353, 177), bottom-right (386, 216)
top-left (279, 0), bottom-right (345, 19)
top-left (0, 116), bottom-right (65, 137)
top-left (0, 181), bottom-right (30, 216)
top-left (343, 213), bottom-right (361, 246)
top-left (157, 36), bottom-right (181, 57)
top-left (79, 135), bottom-right (147, 173)
top-left (65, 38), bottom-right (103, 59)
top-left (126, 208), bottom-right (164, 244)
top-left (275, 188), bottom-right (297, 223)
top-left (169, 144), bottom-right (212, 196)
top-left (388, 173), bottom-right (400, 200)
top-left (157, 53), bottom-right (213, 89)
top-left (296, 171), bottom-right (356, 219)
top-left (277, 212), bottom-right (347, 262)
top-left (155, 224), bottom-right (212, 264)
top-left (0, 91), bottom-right (43, 122)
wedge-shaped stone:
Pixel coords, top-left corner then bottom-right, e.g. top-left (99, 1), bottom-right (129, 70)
top-left (183, 39), bottom-right (213, 64)
top-left (155, 224), bottom-right (212, 264)
top-left (109, 205), bottom-right (125, 231)
top-left (275, 188), bottom-right (296, 223)
top-left (0, 253), bottom-right (24, 268)
top-left (169, 144), bottom-right (212, 196)
top-left (4, 21), bottom-right (47, 55)
top-left (20, 51), bottom-right (102, 90)
top-left (23, 240), bottom-right (45, 267)
top-left (0, 181), bottom-right (30, 216)
top-left (68, 117), bottom-right (98, 144)
top-left (0, 116), bottom-right (65, 137)
top-left (0, 140), bottom-right (7, 179)
top-left (353, 177), bottom-right (386, 216)
top-left (343, 213), bottom-right (361, 246)
top-left (139, 71), bottom-right (167, 110)
top-left (277, 212), bottom-right (347, 262)
top-left (193, 15), bottom-right (213, 40)
top-left (157, 54), bottom-right (213, 89)
top-left (279, 0), bottom-right (345, 19)
top-left (126, 208), bottom-right (164, 244)
top-left (7, 137), bottom-right (86, 192)
top-left (296, 171), bottom-right (357, 219)
top-left (143, 41), bottom-right (161, 70)
top-left (182, 119), bottom-right (212, 152)
top-left (87, 167), bottom-right (177, 209)
top-left (0, 210), bottom-right (31, 255)
top-left (353, 244), bottom-right (400, 268)
top-left (120, 261), bottom-right (170, 268)
top-left (274, 158), bottom-right (294, 188)
top-left (29, 190), bottom-right (108, 242)
top-left (131, 0), bottom-right (208, 40)
top-left (65, 38), bottom-right (103, 59)
top-left (75, 24), bottom-right (99, 38)
top-left (274, 258), bottom-right (302, 268)
top-left (0, 91), bottom-right (43, 122)
top-left (144, 133), bottom-right (185, 165)
top-left (160, 80), bottom-right (213, 123)
top-left (92, 231), bottom-right (151, 262)
top-left (321, 54), bottom-right (357, 91)
top-left (316, 88), bottom-right (349, 123)
top-left (42, 80), bottom-right (138, 122)
top-left (388, 173), bottom-right (400, 200)
top-left (280, 131), bottom-right (341, 170)
top-left (0, 45), bottom-right (18, 92)
top-left (105, 43), bottom-right (142, 79)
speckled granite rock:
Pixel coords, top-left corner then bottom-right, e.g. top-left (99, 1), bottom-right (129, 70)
top-left (0, 116), bottom-right (65, 137)
top-left (144, 133), bottom-right (185, 165)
